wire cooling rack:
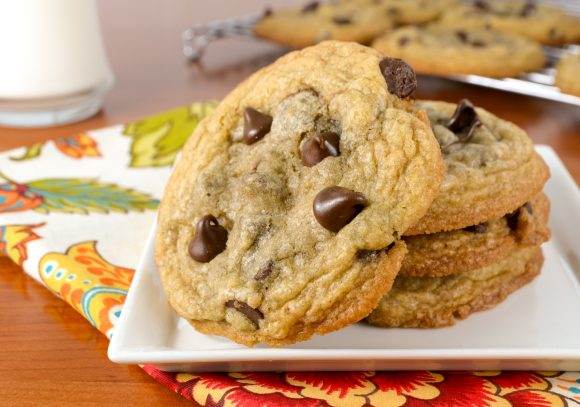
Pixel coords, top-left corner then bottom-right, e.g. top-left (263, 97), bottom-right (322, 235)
top-left (447, 45), bottom-right (580, 106)
top-left (181, 8), bottom-right (580, 106)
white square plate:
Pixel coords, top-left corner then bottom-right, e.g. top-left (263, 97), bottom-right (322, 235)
top-left (109, 145), bottom-right (580, 372)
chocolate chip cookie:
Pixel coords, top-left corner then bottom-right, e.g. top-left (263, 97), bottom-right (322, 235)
top-left (367, 245), bottom-right (543, 328)
top-left (253, 1), bottom-right (393, 49)
top-left (556, 53), bottom-right (580, 97)
top-left (405, 99), bottom-right (550, 235)
top-left (402, 193), bottom-right (550, 277)
top-left (439, 1), bottom-right (580, 46)
top-left (156, 42), bottom-right (444, 346)
top-left (372, 26), bottom-right (545, 78)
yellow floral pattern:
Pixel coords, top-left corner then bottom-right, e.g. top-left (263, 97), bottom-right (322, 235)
top-left (0, 223), bottom-right (43, 266)
top-left (39, 241), bottom-right (134, 338)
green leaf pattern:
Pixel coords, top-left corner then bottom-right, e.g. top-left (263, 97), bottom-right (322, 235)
top-left (123, 102), bottom-right (216, 168)
top-left (27, 178), bottom-right (159, 214)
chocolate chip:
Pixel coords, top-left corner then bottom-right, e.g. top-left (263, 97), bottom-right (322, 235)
top-left (243, 107), bottom-right (272, 144)
top-left (398, 36), bottom-right (410, 46)
top-left (456, 30), bottom-right (468, 43)
top-left (254, 261), bottom-right (274, 280)
top-left (302, 1), bottom-right (319, 13)
top-left (225, 300), bottom-right (263, 328)
top-left (188, 215), bottom-right (228, 262)
top-left (520, 1), bottom-right (536, 17)
top-left (386, 7), bottom-right (400, 16)
top-left (447, 99), bottom-right (479, 137)
top-left (506, 210), bottom-right (520, 231)
top-left (471, 40), bottom-right (486, 48)
top-left (263, 7), bottom-right (273, 17)
top-left (379, 57), bottom-right (417, 98)
top-left (332, 16), bottom-right (352, 25)
top-left (464, 223), bottom-right (488, 233)
top-left (313, 186), bottom-right (368, 232)
top-left (301, 132), bottom-right (340, 167)
top-left (473, 0), bottom-right (489, 11)
top-left (524, 202), bottom-right (533, 214)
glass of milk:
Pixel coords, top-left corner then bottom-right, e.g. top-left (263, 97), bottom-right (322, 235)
top-left (0, 0), bottom-right (114, 127)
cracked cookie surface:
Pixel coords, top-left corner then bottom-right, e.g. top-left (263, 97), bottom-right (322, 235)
top-left (401, 193), bottom-right (550, 277)
top-left (406, 100), bottom-right (549, 235)
top-left (253, 1), bottom-right (392, 49)
top-left (367, 245), bottom-right (543, 328)
top-left (156, 42), bottom-right (444, 346)
top-left (372, 26), bottom-right (545, 78)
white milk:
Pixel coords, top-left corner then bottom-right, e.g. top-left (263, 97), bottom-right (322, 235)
top-left (0, 0), bottom-right (113, 127)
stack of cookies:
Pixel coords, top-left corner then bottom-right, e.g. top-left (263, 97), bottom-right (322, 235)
top-left (156, 41), bottom-right (550, 347)
top-left (253, 0), bottom-right (580, 94)
top-left (368, 99), bottom-right (551, 328)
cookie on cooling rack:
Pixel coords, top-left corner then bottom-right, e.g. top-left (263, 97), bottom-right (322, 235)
top-left (439, 0), bottom-right (580, 46)
top-left (253, 1), bottom-right (392, 49)
top-left (556, 53), bottom-right (580, 97)
top-left (372, 25), bottom-right (546, 78)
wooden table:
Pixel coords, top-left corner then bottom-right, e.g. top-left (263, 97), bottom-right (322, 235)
top-left (0, 1), bottom-right (578, 404)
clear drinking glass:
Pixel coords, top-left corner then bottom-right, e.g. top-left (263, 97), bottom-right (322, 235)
top-left (0, 0), bottom-right (114, 127)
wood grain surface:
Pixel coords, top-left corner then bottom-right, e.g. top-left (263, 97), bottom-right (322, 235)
top-left (0, 0), bottom-right (578, 404)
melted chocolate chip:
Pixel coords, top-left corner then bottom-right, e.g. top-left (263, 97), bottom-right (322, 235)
top-left (301, 132), bottom-right (340, 167)
top-left (332, 15), bottom-right (352, 25)
top-left (313, 186), bottom-right (368, 232)
top-left (387, 7), bottom-right (400, 16)
top-left (465, 223), bottom-right (488, 233)
top-left (447, 99), bottom-right (480, 141)
top-left (302, 1), bottom-right (319, 13)
top-left (471, 40), bottom-right (486, 47)
top-left (506, 210), bottom-right (520, 231)
top-left (398, 36), bottom-right (410, 46)
top-left (225, 300), bottom-right (264, 328)
top-left (456, 30), bottom-right (468, 43)
top-left (524, 202), bottom-right (533, 214)
top-left (473, 0), bottom-right (489, 11)
top-left (254, 261), bottom-right (274, 280)
top-left (243, 107), bottom-right (272, 144)
top-left (189, 215), bottom-right (228, 262)
top-left (379, 57), bottom-right (417, 98)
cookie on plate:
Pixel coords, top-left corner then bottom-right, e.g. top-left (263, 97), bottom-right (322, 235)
top-left (405, 99), bottom-right (550, 235)
top-left (371, 0), bottom-right (457, 25)
top-left (439, 1), bottom-right (580, 46)
top-left (556, 53), bottom-right (580, 97)
top-left (367, 245), bottom-right (543, 328)
top-left (253, 1), bottom-right (392, 49)
top-left (372, 26), bottom-right (545, 78)
top-left (156, 41), bottom-right (444, 346)
top-left (401, 193), bottom-right (550, 277)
